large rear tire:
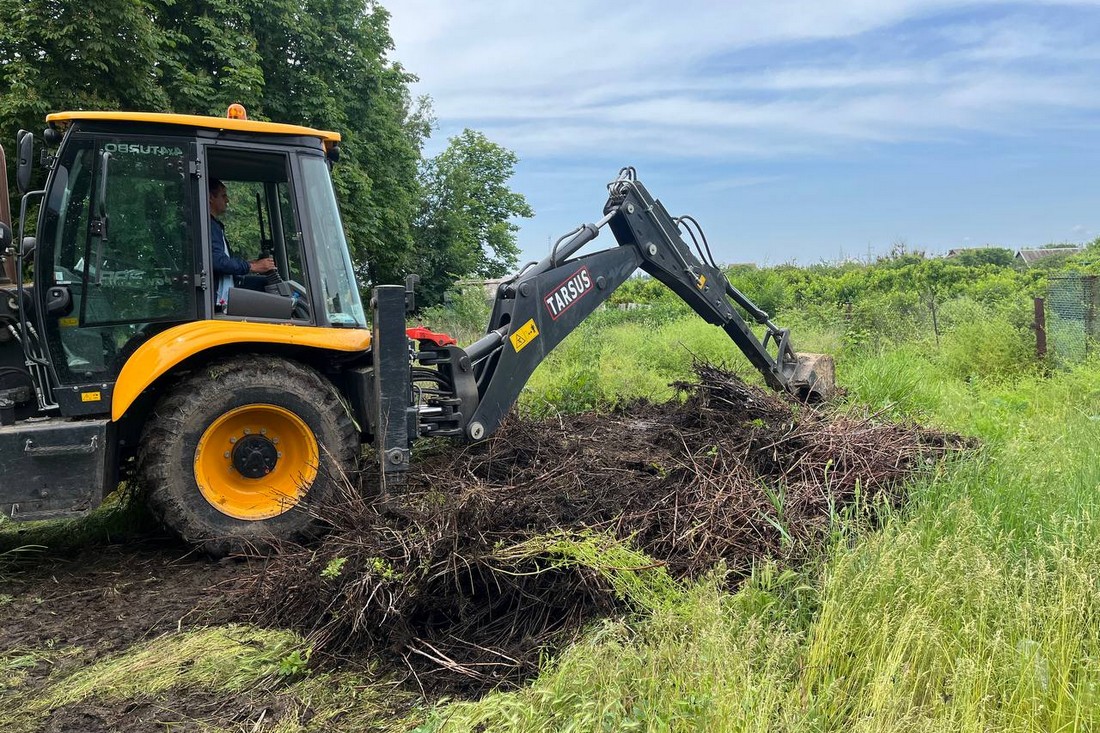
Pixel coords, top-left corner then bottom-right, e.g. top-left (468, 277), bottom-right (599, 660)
top-left (136, 355), bottom-right (359, 557)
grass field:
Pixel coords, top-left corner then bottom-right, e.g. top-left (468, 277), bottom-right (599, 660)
top-left (422, 305), bottom-right (1100, 731)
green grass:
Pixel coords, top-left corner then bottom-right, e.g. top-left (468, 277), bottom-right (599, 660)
top-left (521, 307), bottom-right (762, 413)
top-left (417, 312), bottom-right (1100, 732)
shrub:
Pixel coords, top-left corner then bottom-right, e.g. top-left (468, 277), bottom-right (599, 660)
top-left (937, 299), bottom-right (1036, 382)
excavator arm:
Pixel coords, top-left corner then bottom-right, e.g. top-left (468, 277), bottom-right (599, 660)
top-left (366, 169), bottom-right (834, 484)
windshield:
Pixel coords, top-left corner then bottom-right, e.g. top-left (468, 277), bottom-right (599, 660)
top-left (299, 155), bottom-right (366, 328)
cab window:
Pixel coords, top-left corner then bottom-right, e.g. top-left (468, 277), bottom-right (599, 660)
top-left (298, 154), bottom-right (366, 328)
top-left (207, 148), bottom-right (311, 322)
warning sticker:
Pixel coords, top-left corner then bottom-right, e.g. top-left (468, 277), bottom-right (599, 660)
top-left (510, 319), bottom-right (540, 353)
top-left (81, 391), bottom-right (102, 402)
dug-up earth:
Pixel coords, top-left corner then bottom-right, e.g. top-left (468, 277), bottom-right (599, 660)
top-left (0, 365), bottom-right (969, 731)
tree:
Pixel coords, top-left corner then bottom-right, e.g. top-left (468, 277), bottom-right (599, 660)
top-left (412, 129), bottom-right (533, 307)
top-left (148, 0), bottom-right (266, 116)
top-left (245, 0), bottom-right (429, 286)
top-left (952, 247), bottom-right (1014, 268)
top-left (1, 0), bottom-right (170, 216)
top-left (1, 0), bottom-right (426, 289)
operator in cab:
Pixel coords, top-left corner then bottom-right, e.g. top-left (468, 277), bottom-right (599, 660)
top-left (208, 178), bottom-right (275, 310)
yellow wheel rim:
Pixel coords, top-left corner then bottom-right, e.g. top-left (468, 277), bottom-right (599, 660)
top-left (194, 404), bottom-right (319, 520)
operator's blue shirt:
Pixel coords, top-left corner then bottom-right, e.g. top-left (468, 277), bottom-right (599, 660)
top-left (210, 217), bottom-right (248, 306)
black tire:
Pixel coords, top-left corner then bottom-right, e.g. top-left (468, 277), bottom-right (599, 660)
top-left (136, 354), bottom-right (359, 557)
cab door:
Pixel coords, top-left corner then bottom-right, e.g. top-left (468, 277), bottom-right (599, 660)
top-left (37, 133), bottom-right (198, 415)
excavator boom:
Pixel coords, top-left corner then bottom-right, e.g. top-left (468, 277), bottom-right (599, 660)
top-left (372, 168), bottom-right (835, 485)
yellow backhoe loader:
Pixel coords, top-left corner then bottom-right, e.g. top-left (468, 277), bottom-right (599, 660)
top-left (0, 109), bottom-right (833, 555)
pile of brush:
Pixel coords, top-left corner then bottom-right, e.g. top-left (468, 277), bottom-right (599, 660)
top-left (242, 363), bottom-right (968, 691)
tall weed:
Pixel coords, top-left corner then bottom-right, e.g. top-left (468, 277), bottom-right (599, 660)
top-left (936, 298), bottom-right (1035, 382)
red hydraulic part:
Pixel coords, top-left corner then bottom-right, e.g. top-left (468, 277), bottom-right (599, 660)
top-left (405, 326), bottom-right (456, 347)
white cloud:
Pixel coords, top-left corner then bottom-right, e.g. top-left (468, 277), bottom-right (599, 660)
top-left (384, 1), bottom-right (1100, 264)
top-left (387, 1), bottom-right (1100, 163)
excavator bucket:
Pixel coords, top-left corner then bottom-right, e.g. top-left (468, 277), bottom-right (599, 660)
top-left (788, 353), bottom-right (835, 402)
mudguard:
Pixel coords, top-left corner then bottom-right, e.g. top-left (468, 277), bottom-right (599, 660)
top-left (111, 321), bottom-right (371, 421)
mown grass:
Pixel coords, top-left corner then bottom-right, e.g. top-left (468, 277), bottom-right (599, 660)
top-left (1, 625), bottom-right (420, 732)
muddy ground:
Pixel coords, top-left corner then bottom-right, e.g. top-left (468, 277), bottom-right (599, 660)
top-left (0, 539), bottom-right (258, 731)
top-left (0, 367), bottom-right (968, 730)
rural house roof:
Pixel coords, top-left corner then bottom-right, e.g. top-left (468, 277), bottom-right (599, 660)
top-left (1014, 247), bottom-right (1084, 265)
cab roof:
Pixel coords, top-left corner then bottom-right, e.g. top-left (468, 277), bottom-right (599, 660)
top-left (45, 111), bottom-right (341, 144)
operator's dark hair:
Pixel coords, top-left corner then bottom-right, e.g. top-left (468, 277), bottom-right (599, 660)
top-left (208, 177), bottom-right (225, 195)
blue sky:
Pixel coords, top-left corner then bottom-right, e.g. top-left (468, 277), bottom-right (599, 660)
top-left (385, 1), bottom-right (1100, 266)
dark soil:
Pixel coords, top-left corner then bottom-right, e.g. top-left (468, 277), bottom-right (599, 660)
top-left (39, 690), bottom-right (293, 733)
top-left (0, 540), bottom-right (254, 731)
top-left (244, 364), bottom-right (971, 694)
top-left (2, 542), bottom-right (239, 656)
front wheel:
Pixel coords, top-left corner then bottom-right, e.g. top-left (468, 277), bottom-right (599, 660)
top-left (136, 355), bottom-right (359, 556)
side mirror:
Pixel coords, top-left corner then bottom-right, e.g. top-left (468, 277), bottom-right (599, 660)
top-left (21, 236), bottom-right (36, 257)
top-left (0, 222), bottom-right (11, 251)
top-left (42, 126), bottom-right (63, 146)
top-left (16, 130), bottom-right (33, 195)
top-left (44, 285), bottom-right (73, 317)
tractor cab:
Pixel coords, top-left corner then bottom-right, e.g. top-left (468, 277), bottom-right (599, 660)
top-left (12, 109), bottom-right (366, 419)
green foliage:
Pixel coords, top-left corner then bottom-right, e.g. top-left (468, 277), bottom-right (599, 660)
top-left (607, 274), bottom-right (679, 306)
top-left (416, 283), bottom-right (493, 346)
top-left (277, 649), bottom-right (311, 678)
top-left (725, 263), bottom-right (791, 316)
top-left (937, 298), bottom-right (1035, 382)
top-left (950, 246), bottom-right (1015, 268)
top-left (0, 0), bottom-right (170, 129)
top-left (1062, 237), bottom-right (1100, 275)
top-left (321, 556), bottom-right (348, 580)
top-left (412, 129), bottom-right (533, 306)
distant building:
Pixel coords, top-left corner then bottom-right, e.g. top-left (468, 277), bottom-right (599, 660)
top-left (1014, 247), bottom-right (1084, 266)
